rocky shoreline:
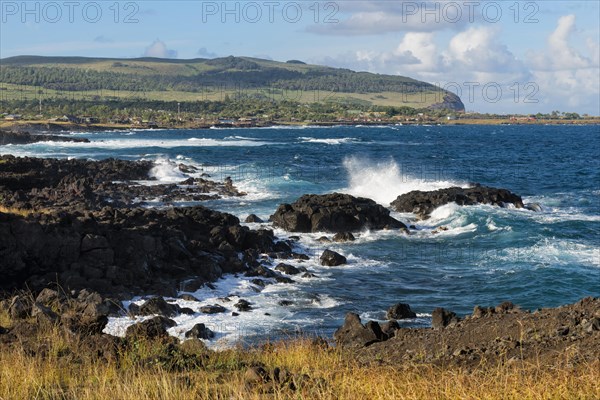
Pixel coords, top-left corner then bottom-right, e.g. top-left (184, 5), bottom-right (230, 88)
top-left (1, 287), bottom-right (597, 372)
top-left (1, 154), bottom-right (597, 370)
top-left (0, 129), bottom-right (90, 145)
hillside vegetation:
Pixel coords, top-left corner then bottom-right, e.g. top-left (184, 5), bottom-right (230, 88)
top-left (0, 55), bottom-right (464, 112)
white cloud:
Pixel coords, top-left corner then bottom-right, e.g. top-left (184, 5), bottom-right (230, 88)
top-left (143, 39), bottom-right (178, 59)
top-left (308, 2), bottom-right (469, 36)
top-left (529, 14), bottom-right (595, 71)
top-left (527, 15), bottom-right (599, 113)
top-left (394, 32), bottom-right (440, 72)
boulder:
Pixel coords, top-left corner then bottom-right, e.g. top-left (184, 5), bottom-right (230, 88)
top-left (245, 214), bottom-right (264, 223)
top-left (125, 316), bottom-right (176, 340)
top-left (8, 296), bottom-right (31, 319)
top-left (432, 308), bottom-right (459, 329)
top-left (320, 250), bottom-right (347, 266)
top-left (332, 232), bottom-right (355, 242)
top-left (274, 263), bottom-right (301, 275)
top-left (35, 288), bottom-right (66, 310)
top-left (179, 294), bottom-right (200, 302)
top-left (270, 193), bottom-right (408, 233)
top-left (200, 304), bottom-right (226, 314)
top-left (31, 302), bottom-right (60, 325)
top-left (234, 299), bottom-right (253, 312)
top-left (185, 323), bottom-right (215, 339)
top-left (380, 320), bottom-right (401, 338)
top-left (136, 297), bottom-right (181, 317)
top-left (390, 186), bottom-right (525, 219)
top-left (386, 303), bottom-right (417, 320)
top-left (333, 313), bottom-right (385, 348)
top-left (62, 290), bottom-right (113, 335)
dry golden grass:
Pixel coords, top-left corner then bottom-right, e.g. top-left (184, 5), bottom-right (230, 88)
top-left (0, 205), bottom-right (51, 217)
top-left (0, 312), bottom-right (598, 400)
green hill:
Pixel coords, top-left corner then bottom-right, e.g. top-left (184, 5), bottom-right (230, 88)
top-left (0, 55), bottom-right (464, 111)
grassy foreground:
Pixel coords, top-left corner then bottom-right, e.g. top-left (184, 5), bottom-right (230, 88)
top-left (1, 308), bottom-right (599, 400)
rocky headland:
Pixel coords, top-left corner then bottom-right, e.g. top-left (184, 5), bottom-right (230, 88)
top-left (0, 129), bottom-right (90, 145)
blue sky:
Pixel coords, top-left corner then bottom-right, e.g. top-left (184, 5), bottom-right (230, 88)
top-left (1, 1), bottom-right (599, 114)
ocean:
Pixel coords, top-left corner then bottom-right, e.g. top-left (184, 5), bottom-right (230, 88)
top-left (3, 124), bottom-right (599, 348)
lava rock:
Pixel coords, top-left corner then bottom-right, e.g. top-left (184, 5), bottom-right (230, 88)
top-left (334, 313), bottom-right (385, 348)
top-left (136, 297), bottom-right (181, 317)
top-left (386, 303), bottom-right (417, 320)
top-left (125, 316), bottom-right (176, 340)
top-left (391, 186), bottom-right (525, 219)
top-left (320, 249), bottom-right (347, 266)
top-left (234, 299), bottom-right (252, 312)
top-left (271, 193), bottom-right (408, 233)
top-left (185, 323), bottom-right (215, 339)
top-left (274, 263), bottom-right (301, 275)
top-left (245, 214), bottom-right (264, 223)
top-left (432, 307), bottom-right (459, 329)
top-left (332, 232), bottom-right (355, 242)
top-left (200, 304), bottom-right (226, 314)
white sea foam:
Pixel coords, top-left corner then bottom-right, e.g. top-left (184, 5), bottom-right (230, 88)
top-left (103, 266), bottom-right (342, 349)
top-left (10, 137), bottom-right (273, 149)
top-left (342, 156), bottom-right (469, 206)
top-left (491, 239), bottom-right (600, 268)
top-left (149, 158), bottom-right (189, 183)
top-left (298, 137), bottom-right (357, 145)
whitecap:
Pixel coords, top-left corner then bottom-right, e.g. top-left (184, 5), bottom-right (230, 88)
top-left (298, 137), bottom-right (357, 145)
top-left (341, 156), bottom-right (469, 206)
top-left (148, 157), bottom-right (189, 183)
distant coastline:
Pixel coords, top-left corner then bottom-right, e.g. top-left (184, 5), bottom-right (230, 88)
top-left (2, 116), bottom-right (599, 134)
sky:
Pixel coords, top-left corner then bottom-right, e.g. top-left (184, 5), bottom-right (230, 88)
top-left (1, 0), bottom-right (599, 114)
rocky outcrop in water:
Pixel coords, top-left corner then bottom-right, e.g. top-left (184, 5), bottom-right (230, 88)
top-left (270, 193), bottom-right (408, 233)
top-left (0, 130), bottom-right (89, 145)
top-left (390, 185), bottom-right (525, 219)
top-left (0, 155), bottom-right (245, 212)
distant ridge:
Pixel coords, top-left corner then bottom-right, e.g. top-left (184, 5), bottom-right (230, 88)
top-left (0, 55), bottom-right (465, 111)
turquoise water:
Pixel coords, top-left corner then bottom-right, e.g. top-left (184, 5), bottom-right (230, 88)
top-left (4, 124), bottom-right (599, 344)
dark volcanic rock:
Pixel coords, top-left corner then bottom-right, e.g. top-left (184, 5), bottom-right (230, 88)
top-left (245, 214), bottom-right (264, 223)
top-left (200, 305), bottom-right (226, 314)
top-left (234, 299), bottom-right (252, 312)
top-left (0, 203), bottom-right (279, 297)
top-left (185, 323), bottom-right (214, 339)
top-left (320, 249), bottom-right (347, 266)
top-left (270, 193), bottom-right (408, 233)
top-left (0, 130), bottom-right (89, 145)
top-left (334, 313), bottom-right (385, 348)
top-left (380, 320), bottom-right (401, 338)
top-left (9, 295), bottom-right (31, 319)
top-left (332, 232), bottom-right (355, 242)
top-left (390, 186), bottom-right (525, 219)
top-left (125, 316), bottom-right (176, 340)
top-left (274, 263), bottom-right (301, 275)
top-left (432, 308), bottom-right (459, 329)
top-left (0, 156), bottom-right (288, 299)
top-left (136, 297), bottom-right (181, 317)
top-left (386, 303), bottom-right (417, 320)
